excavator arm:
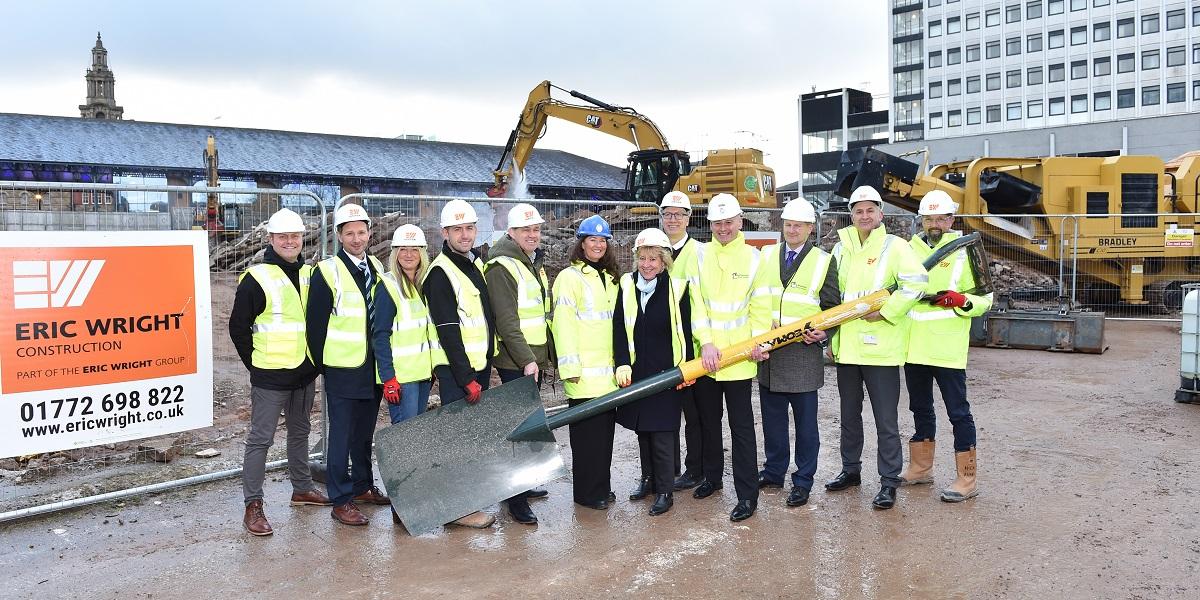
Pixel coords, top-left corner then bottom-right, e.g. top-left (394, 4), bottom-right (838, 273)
top-left (490, 80), bottom-right (671, 196)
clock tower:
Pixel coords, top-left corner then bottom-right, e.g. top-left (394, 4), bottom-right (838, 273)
top-left (79, 32), bottom-right (124, 120)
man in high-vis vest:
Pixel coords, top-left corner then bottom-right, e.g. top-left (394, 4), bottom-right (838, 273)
top-left (824, 185), bottom-right (928, 510)
top-left (484, 202), bottom-right (553, 518)
top-left (899, 190), bottom-right (992, 502)
top-left (755, 198), bottom-right (841, 509)
top-left (422, 199), bottom-right (504, 528)
top-left (689, 193), bottom-right (773, 522)
top-left (660, 191), bottom-right (704, 492)
top-left (306, 203), bottom-right (390, 527)
top-left (229, 208), bottom-right (329, 536)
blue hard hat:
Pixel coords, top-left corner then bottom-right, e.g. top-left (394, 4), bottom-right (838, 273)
top-left (576, 215), bottom-right (612, 239)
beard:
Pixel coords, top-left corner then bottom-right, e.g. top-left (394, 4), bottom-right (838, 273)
top-left (926, 228), bottom-right (944, 244)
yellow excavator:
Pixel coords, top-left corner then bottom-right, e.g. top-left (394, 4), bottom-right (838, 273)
top-left (835, 147), bottom-right (1200, 309)
top-left (489, 80), bottom-right (776, 209)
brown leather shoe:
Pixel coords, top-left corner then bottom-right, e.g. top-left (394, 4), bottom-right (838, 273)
top-left (243, 500), bottom-right (273, 536)
top-left (353, 486), bottom-right (391, 506)
top-left (330, 501), bottom-right (369, 526)
top-left (289, 489), bottom-right (332, 506)
top-left (449, 511), bottom-right (495, 529)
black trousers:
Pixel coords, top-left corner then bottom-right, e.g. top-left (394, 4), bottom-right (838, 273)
top-left (679, 388), bottom-right (698, 477)
top-left (693, 376), bottom-right (758, 503)
top-left (568, 398), bottom-right (615, 504)
top-left (638, 431), bottom-right (676, 495)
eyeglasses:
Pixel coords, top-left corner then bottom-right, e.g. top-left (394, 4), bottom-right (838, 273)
top-left (921, 215), bottom-right (954, 224)
top-left (661, 211), bottom-right (689, 221)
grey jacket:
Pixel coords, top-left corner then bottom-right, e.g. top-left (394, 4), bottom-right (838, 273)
top-left (757, 241), bottom-right (841, 393)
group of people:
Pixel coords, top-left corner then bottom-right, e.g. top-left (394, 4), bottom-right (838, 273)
top-left (228, 184), bottom-right (990, 536)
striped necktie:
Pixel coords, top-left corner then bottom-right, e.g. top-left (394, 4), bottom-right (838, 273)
top-left (359, 261), bottom-right (375, 324)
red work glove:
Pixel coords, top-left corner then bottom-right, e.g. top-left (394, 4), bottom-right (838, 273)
top-left (465, 380), bottom-right (483, 404)
top-left (929, 290), bottom-right (969, 309)
top-left (382, 378), bottom-right (401, 405)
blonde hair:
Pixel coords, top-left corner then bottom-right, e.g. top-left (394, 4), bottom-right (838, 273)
top-left (635, 246), bottom-right (673, 274)
top-left (389, 246), bottom-right (430, 299)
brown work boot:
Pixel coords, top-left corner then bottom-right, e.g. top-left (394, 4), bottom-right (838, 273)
top-left (290, 489), bottom-right (332, 506)
top-left (353, 486), bottom-right (391, 506)
top-left (331, 501), bottom-right (369, 526)
top-left (243, 500), bottom-right (273, 536)
top-left (448, 511), bottom-right (495, 529)
top-left (941, 447), bottom-right (979, 502)
top-left (899, 439), bottom-right (936, 486)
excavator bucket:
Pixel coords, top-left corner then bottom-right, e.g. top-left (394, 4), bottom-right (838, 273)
top-left (834, 148), bottom-right (922, 210)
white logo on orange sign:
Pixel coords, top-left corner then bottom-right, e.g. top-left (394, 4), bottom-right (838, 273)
top-left (12, 260), bottom-right (105, 309)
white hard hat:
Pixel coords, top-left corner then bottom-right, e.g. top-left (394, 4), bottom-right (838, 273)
top-left (917, 190), bottom-right (959, 216)
top-left (507, 203), bottom-right (544, 228)
top-left (265, 208), bottom-right (306, 233)
top-left (633, 227), bottom-right (672, 253)
top-left (781, 198), bottom-right (816, 223)
top-left (440, 199), bottom-right (478, 227)
top-left (660, 190), bottom-right (691, 211)
top-left (391, 224), bottom-right (427, 247)
top-left (848, 185), bottom-right (883, 207)
top-left (334, 203), bottom-right (371, 227)
top-left (707, 193), bottom-right (742, 221)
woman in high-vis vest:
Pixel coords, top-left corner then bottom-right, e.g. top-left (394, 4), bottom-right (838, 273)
top-left (552, 215), bottom-right (620, 510)
top-left (372, 224), bottom-right (441, 425)
top-left (612, 228), bottom-right (694, 517)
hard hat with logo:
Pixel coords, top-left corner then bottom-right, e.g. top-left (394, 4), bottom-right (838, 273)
top-left (576, 214), bottom-right (613, 239)
top-left (781, 198), bottom-right (817, 223)
top-left (633, 227), bottom-right (671, 253)
top-left (660, 190), bottom-right (692, 211)
top-left (265, 208), bottom-right (306, 233)
top-left (917, 190), bottom-right (960, 216)
top-left (391, 224), bottom-right (427, 247)
top-left (334, 203), bottom-right (371, 227)
top-left (507, 203), bottom-right (544, 228)
top-left (707, 193), bottom-right (742, 221)
top-left (848, 185), bottom-right (883, 207)
top-left (440, 199), bottom-right (478, 227)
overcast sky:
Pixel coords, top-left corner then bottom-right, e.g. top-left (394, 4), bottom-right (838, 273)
top-left (0, 0), bottom-right (888, 185)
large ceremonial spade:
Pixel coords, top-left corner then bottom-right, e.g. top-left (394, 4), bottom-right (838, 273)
top-left (376, 233), bottom-right (987, 535)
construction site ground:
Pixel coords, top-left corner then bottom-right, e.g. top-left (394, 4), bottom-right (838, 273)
top-left (4, 318), bottom-right (1198, 599)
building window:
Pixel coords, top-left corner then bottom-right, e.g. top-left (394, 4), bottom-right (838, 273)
top-left (930, 81), bottom-right (943, 98)
top-left (1195, 6), bottom-right (1200, 27)
top-left (929, 50), bottom-right (942, 67)
top-left (967, 107), bottom-right (982, 124)
top-left (986, 8), bottom-right (1001, 26)
top-left (947, 109), bottom-right (963, 127)
top-left (928, 0), bottom-right (941, 6)
top-left (1166, 45), bottom-right (1185, 67)
top-left (1007, 69), bottom-right (1023, 87)
top-left (929, 20), bottom-right (943, 37)
top-left (967, 13), bottom-right (981, 31)
top-left (1142, 85), bottom-right (1160, 105)
top-left (987, 40), bottom-right (1001, 59)
top-left (1049, 96), bottom-right (1066, 115)
top-left (967, 44), bottom-right (981, 62)
top-left (1094, 56), bottom-right (1111, 76)
top-left (1143, 49), bottom-right (1159, 70)
top-left (1048, 29), bottom-right (1064, 49)
top-left (1048, 62), bottom-right (1065, 82)
top-left (1094, 91), bottom-right (1111, 110)
top-left (894, 10), bottom-right (922, 36)
top-left (1048, 0), bottom-right (1063, 15)
top-left (894, 99), bottom-right (924, 126)
top-left (947, 16), bottom-right (962, 34)
top-left (1027, 33), bottom-right (1043, 52)
top-left (1070, 60), bottom-right (1087, 79)
top-left (1071, 94), bottom-right (1088, 113)
top-left (1028, 66), bottom-right (1044, 85)
top-left (1028, 99), bottom-right (1044, 117)
top-left (1007, 37), bottom-right (1022, 55)
top-left (1142, 13), bottom-right (1159, 35)
top-left (1027, 0), bottom-right (1042, 19)
top-left (1006, 102), bottom-right (1022, 120)
top-left (1194, 81), bottom-right (1200, 101)
top-left (1007, 4), bottom-right (1022, 23)
top-left (1117, 88), bottom-right (1135, 108)
top-left (1117, 52), bottom-right (1135, 73)
top-left (1093, 0), bottom-right (1109, 6)
top-left (966, 75), bottom-right (981, 93)
top-left (895, 70), bottom-right (924, 95)
top-left (948, 78), bottom-right (962, 95)
top-left (1070, 26), bottom-right (1087, 45)
top-left (1166, 9), bottom-right (1185, 31)
top-left (1167, 82), bottom-right (1186, 103)
top-left (987, 72), bottom-right (1002, 90)
top-left (1117, 18), bottom-right (1134, 38)
top-left (986, 104), bottom-right (1002, 122)
top-left (930, 112), bottom-right (944, 128)
top-left (1094, 22), bottom-right (1110, 42)
top-left (1070, 0), bottom-right (1085, 10)
top-left (894, 40), bottom-right (924, 67)
top-left (947, 47), bottom-right (962, 64)
top-left (1194, 44), bottom-right (1200, 64)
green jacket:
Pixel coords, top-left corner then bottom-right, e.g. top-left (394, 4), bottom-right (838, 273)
top-left (484, 235), bottom-right (554, 371)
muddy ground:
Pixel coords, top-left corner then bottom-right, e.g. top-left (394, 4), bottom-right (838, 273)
top-left (3, 314), bottom-right (1199, 598)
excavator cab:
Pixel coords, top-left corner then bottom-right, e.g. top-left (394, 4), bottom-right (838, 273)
top-left (627, 149), bottom-right (691, 203)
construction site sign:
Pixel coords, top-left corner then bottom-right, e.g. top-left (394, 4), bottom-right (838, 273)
top-left (1165, 228), bottom-right (1194, 248)
top-left (0, 231), bottom-right (213, 458)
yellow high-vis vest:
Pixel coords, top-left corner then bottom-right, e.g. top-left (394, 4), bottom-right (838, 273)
top-left (242, 263), bottom-right (312, 370)
top-left (316, 255), bottom-right (384, 368)
top-left (485, 255), bottom-right (551, 346)
top-left (906, 231), bottom-right (993, 369)
top-left (378, 272), bottom-right (443, 383)
top-left (617, 273), bottom-right (686, 367)
top-left (760, 243), bottom-right (833, 327)
top-left (551, 262), bottom-right (619, 399)
top-left (425, 253), bottom-right (494, 372)
top-left (689, 232), bottom-right (773, 381)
